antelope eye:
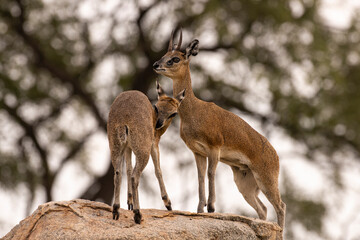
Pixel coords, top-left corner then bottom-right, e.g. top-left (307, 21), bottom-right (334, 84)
top-left (168, 112), bottom-right (178, 119)
top-left (172, 57), bottom-right (180, 63)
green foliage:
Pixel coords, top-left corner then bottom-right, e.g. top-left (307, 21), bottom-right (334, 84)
top-left (0, 153), bottom-right (24, 189)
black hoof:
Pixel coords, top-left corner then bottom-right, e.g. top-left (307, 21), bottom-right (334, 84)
top-left (133, 209), bottom-right (142, 224)
top-left (207, 206), bottom-right (215, 213)
top-left (113, 212), bottom-right (119, 220)
top-left (128, 204), bottom-right (133, 210)
top-left (166, 205), bottom-right (172, 211)
top-left (112, 204), bottom-right (120, 220)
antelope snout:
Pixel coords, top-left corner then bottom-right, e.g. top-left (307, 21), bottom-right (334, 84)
top-left (155, 120), bottom-right (163, 129)
top-left (153, 61), bottom-right (160, 69)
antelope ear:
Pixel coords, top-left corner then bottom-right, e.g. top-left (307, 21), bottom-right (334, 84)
top-left (175, 88), bottom-right (186, 104)
top-left (156, 81), bottom-right (166, 99)
top-left (185, 39), bottom-right (199, 60)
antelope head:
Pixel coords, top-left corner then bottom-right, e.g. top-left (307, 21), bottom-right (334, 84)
top-left (154, 81), bottom-right (185, 130)
top-left (153, 28), bottom-right (199, 78)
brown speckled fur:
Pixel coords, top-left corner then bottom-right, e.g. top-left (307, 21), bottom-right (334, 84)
top-left (153, 29), bottom-right (286, 231)
top-left (107, 84), bottom-right (184, 223)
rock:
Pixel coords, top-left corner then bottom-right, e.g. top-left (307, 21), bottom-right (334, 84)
top-left (2, 199), bottom-right (282, 240)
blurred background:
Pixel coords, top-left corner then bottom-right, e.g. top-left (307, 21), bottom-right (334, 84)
top-left (1, 0), bottom-right (360, 239)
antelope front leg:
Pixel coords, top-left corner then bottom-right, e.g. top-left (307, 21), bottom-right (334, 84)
top-left (151, 143), bottom-right (172, 210)
top-left (207, 149), bottom-right (220, 213)
top-left (194, 153), bottom-right (207, 213)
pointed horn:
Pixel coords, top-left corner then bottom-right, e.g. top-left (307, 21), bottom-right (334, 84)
top-left (168, 29), bottom-right (175, 52)
top-left (176, 28), bottom-right (182, 50)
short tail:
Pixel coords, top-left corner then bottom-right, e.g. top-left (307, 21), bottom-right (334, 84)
top-left (118, 125), bottom-right (129, 144)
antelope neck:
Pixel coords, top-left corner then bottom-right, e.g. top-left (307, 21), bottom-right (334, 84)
top-left (172, 68), bottom-right (195, 100)
top-left (171, 67), bottom-right (200, 116)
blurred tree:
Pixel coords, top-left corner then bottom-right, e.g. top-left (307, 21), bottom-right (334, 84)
top-left (0, 0), bottom-right (359, 239)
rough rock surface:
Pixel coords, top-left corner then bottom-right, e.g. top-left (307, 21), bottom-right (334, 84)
top-left (3, 199), bottom-right (282, 240)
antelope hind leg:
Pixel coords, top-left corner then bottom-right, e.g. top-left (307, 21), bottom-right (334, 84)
top-left (231, 166), bottom-right (267, 220)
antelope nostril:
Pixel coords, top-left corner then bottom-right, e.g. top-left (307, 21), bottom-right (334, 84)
top-left (153, 62), bottom-right (160, 69)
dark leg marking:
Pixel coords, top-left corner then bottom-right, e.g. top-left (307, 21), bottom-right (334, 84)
top-left (207, 205), bottom-right (215, 213)
top-left (128, 193), bottom-right (133, 210)
top-left (133, 209), bottom-right (142, 224)
top-left (112, 204), bottom-right (120, 220)
top-left (162, 195), bottom-right (172, 210)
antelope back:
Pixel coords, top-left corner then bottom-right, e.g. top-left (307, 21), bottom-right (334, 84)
top-left (108, 90), bottom-right (155, 147)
